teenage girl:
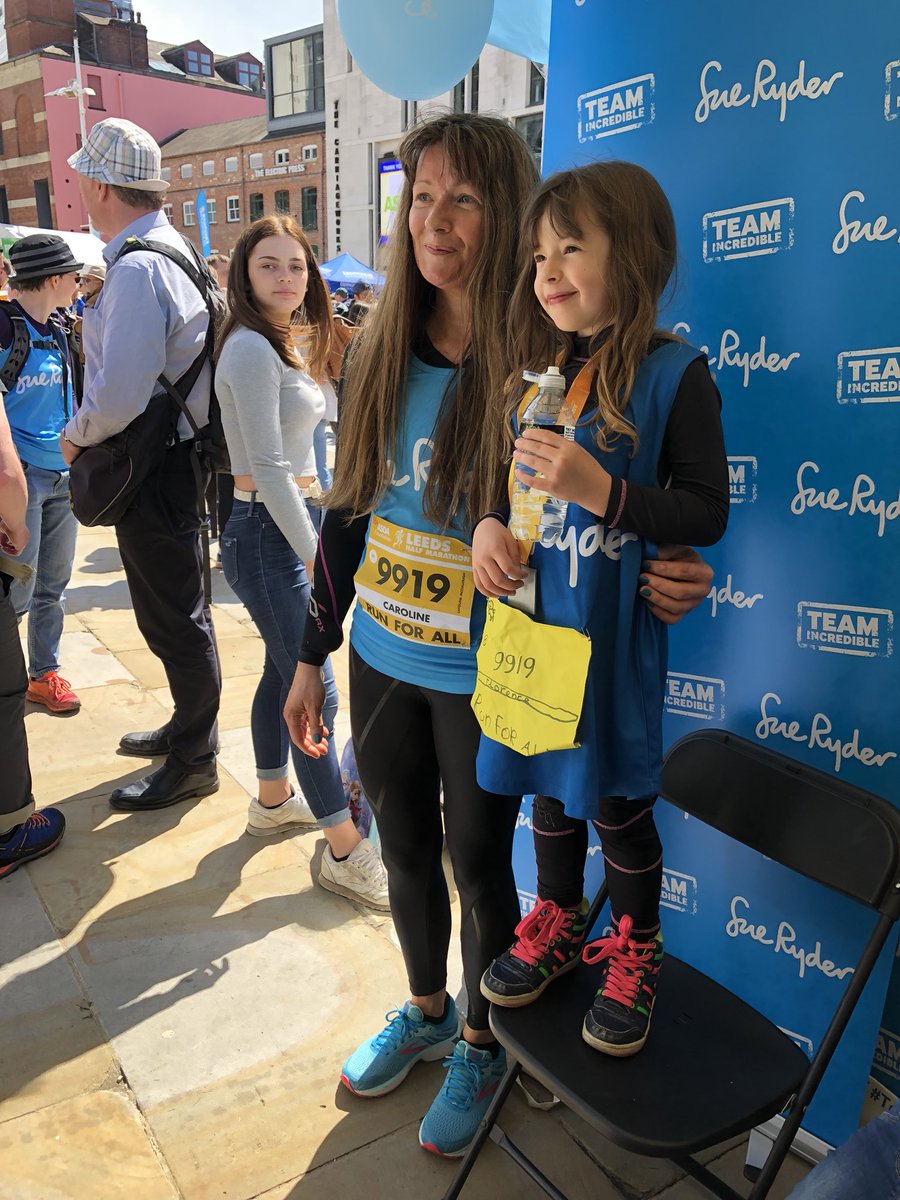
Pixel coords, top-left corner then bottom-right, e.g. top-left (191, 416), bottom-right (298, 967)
top-left (214, 216), bottom-right (388, 911)
top-left (284, 119), bottom-right (717, 1159)
top-left (474, 162), bottom-right (729, 1057)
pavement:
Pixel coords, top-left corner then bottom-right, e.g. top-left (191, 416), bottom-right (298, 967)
top-left (1, 524), bottom-right (814, 1200)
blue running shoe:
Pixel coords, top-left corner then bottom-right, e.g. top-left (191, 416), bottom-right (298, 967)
top-left (419, 1040), bottom-right (507, 1158)
top-left (341, 999), bottom-right (461, 1098)
top-left (0, 808), bottom-right (66, 880)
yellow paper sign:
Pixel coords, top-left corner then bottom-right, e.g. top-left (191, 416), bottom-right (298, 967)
top-left (354, 516), bottom-right (475, 648)
top-left (472, 598), bottom-right (591, 757)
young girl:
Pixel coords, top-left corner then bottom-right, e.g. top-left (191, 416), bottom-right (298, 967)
top-left (214, 216), bottom-right (388, 910)
top-left (473, 162), bottom-right (729, 1057)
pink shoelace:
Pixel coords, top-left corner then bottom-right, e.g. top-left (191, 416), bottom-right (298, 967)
top-left (582, 914), bottom-right (658, 1008)
top-left (510, 900), bottom-right (577, 967)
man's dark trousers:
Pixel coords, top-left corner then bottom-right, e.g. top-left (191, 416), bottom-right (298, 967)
top-left (115, 440), bottom-right (220, 770)
top-left (0, 571), bottom-right (35, 833)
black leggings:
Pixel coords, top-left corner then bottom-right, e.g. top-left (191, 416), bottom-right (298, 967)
top-left (349, 647), bottom-right (521, 1031)
top-left (532, 793), bottom-right (663, 935)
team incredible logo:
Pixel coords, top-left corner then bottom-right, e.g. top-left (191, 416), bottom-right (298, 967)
top-left (660, 868), bottom-right (698, 915)
top-left (837, 348), bottom-right (900, 403)
top-left (577, 74), bottom-right (655, 141)
top-left (702, 197), bottom-right (794, 262)
top-left (665, 673), bottom-right (726, 721)
top-left (797, 602), bottom-right (893, 658)
top-left (875, 1027), bottom-right (900, 1082)
top-left (886, 59), bottom-right (900, 120)
top-left (728, 456), bottom-right (758, 504)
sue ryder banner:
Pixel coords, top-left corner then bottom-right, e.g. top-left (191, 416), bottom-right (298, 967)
top-left (510, 0), bottom-right (900, 1149)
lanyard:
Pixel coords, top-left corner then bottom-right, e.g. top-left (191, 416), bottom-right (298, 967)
top-left (507, 357), bottom-right (597, 563)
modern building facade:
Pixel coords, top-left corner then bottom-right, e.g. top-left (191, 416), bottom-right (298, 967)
top-left (321, 0), bottom-right (545, 269)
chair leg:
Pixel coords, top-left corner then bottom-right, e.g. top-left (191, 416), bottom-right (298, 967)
top-left (442, 1059), bottom-right (523, 1200)
top-left (490, 1126), bottom-right (571, 1200)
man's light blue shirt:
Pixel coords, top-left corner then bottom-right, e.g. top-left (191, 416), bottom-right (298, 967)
top-left (64, 210), bottom-right (211, 446)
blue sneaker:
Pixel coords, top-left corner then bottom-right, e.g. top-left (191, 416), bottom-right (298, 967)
top-left (419, 1040), bottom-right (507, 1158)
top-left (0, 808), bottom-right (66, 879)
top-left (341, 999), bottom-right (461, 1098)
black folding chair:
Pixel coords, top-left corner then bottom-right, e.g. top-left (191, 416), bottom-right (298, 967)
top-left (444, 729), bottom-right (900, 1200)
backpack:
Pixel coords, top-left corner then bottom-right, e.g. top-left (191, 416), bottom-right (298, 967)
top-left (111, 236), bottom-right (230, 475)
top-left (0, 300), bottom-right (83, 410)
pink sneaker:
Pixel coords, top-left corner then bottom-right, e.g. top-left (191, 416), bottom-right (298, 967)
top-left (26, 671), bottom-right (81, 713)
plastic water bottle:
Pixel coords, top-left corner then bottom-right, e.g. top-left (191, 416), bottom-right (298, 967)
top-left (509, 365), bottom-right (576, 547)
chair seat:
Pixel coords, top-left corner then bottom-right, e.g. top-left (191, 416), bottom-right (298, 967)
top-left (489, 954), bottom-right (810, 1157)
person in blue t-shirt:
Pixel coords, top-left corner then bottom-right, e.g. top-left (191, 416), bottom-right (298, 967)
top-left (0, 235), bottom-right (83, 714)
top-left (283, 115), bottom-right (717, 1159)
top-left (474, 162), bottom-right (728, 1058)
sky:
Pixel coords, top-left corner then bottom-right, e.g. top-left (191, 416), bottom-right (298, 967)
top-left (142, 0), bottom-right (323, 57)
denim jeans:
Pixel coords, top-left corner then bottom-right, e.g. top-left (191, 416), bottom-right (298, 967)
top-left (787, 1100), bottom-right (900, 1199)
top-left (220, 498), bottom-right (349, 827)
top-left (11, 463), bottom-right (78, 678)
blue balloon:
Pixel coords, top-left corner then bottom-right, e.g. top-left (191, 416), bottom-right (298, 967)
top-left (337, 0), bottom-right (495, 101)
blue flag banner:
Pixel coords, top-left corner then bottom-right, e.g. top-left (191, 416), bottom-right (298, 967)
top-left (196, 188), bottom-right (211, 258)
top-left (510, 0), bottom-right (900, 1149)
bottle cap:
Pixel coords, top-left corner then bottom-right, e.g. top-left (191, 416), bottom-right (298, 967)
top-left (538, 364), bottom-right (565, 390)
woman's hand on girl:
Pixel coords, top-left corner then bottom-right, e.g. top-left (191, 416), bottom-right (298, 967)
top-left (472, 518), bottom-right (526, 598)
top-left (514, 428), bottom-right (612, 516)
top-left (640, 545), bottom-right (713, 624)
top-left (284, 663), bottom-right (331, 758)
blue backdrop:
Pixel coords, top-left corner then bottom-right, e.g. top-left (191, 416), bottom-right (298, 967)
top-left (512, 0), bottom-right (900, 1149)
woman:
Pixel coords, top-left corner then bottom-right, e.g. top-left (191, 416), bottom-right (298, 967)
top-left (215, 215), bottom-right (388, 911)
top-left (284, 115), bottom-right (714, 1157)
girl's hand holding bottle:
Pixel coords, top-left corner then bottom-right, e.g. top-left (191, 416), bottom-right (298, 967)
top-left (472, 517), bottom-right (527, 599)
top-left (514, 427), bottom-right (612, 517)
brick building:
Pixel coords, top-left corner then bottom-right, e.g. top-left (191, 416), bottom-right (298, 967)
top-left (160, 116), bottom-right (326, 258)
top-left (0, 0), bottom-right (265, 231)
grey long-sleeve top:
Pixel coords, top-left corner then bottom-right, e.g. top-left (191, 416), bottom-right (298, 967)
top-left (216, 325), bottom-right (324, 562)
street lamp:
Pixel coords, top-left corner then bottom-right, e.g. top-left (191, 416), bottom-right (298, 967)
top-left (44, 29), bottom-right (96, 234)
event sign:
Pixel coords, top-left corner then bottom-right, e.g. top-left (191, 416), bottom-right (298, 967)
top-left (515, 0), bottom-right (900, 1150)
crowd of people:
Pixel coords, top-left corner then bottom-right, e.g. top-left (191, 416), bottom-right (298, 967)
top-left (3, 109), bottom-right (883, 1191)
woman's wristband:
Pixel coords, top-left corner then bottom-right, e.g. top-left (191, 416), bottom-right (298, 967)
top-left (473, 510), bottom-right (508, 532)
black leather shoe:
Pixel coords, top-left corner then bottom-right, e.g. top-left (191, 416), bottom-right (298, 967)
top-left (109, 763), bottom-right (219, 811)
top-left (118, 725), bottom-right (172, 757)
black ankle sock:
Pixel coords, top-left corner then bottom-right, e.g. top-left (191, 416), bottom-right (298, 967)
top-left (424, 996), bottom-right (451, 1024)
top-left (332, 849), bottom-right (351, 862)
top-left (464, 1035), bottom-right (501, 1058)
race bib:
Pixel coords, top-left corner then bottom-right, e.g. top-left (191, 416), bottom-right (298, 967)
top-left (354, 516), bottom-right (475, 648)
top-left (472, 598), bottom-right (591, 756)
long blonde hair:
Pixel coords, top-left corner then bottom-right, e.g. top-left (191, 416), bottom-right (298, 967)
top-left (506, 161), bottom-right (678, 455)
top-left (327, 113), bottom-right (539, 528)
top-left (216, 215), bottom-right (333, 382)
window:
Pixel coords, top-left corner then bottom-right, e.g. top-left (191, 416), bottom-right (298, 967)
top-left (346, 49), bottom-right (353, 73)
top-left (302, 144), bottom-right (318, 162)
top-left (271, 30), bottom-right (325, 118)
top-left (0, 130), bottom-right (4, 157)
top-left (227, 195), bottom-right (241, 222)
top-left (207, 198), bottom-right (217, 224)
top-left (301, 186), bottom-right (317, 231)
top-left (515, 113), bottom-right (543, 168)
top-left (452, 78), bottom-right (465, 113)
top-left (160, 166), bottom-right (171, 182)
top-left (183, 200), bottom-right (195, 226)
top-left (311, 243), bottom-right (319, 258)
top-left (225, 156), bottom-right (238, 173)
top-left (163, 202), bottom-right (173, 221)
top-left (249, 193), bottom-right (264, 221)
top-left (471, 61), bottom-right (480, 113)
top-left (275, 148), bottom-right (289, 165)
top-left (249, 152), bottom-right (263, 170)
top-left (237, 60), bottom-right (261, 90)
top-left (34, 179), bottom-right (52, 228)
top-left (401, 99), bottom-right (417, 130)
top-left (202, 159), bottom-right (214, 176)
top-left (185, 48), bottom-right (213, 77)
top-left (274, 189), bottom-right (290, 215)
top-left (86, 73), bottom-right (104, 110)
top-left (180, 163), bottom-right (193, 179)
top-left (528, 61), bottom-right (545, 107)
top-left (0, 186), bottom-right (9, 224)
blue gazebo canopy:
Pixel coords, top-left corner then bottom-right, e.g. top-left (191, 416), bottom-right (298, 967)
top-left (318, 252), bottom-right (384, 291)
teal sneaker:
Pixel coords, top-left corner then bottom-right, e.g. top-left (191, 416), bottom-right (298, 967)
top-left (418, 1040), bottom-right (507, 1158)
top-left (340, 999), bottom-right (460, 1098)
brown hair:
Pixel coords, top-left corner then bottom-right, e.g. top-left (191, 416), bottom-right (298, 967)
top-left (216, 215), bottom-right (333, 381)
top-left (506, 161), bottom-right (678, 455)
top-left (327, 112), bottom-right (539, 529)
top-left (110, 185), bottom-right (166, 211)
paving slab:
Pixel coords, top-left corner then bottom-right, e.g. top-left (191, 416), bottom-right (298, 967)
top-left (0, 1091), bottom-right (178, 1200)
top-left (119, 636), bottom-right (264, 691)
top-left (655, 1138), bottom-right (811, 1199)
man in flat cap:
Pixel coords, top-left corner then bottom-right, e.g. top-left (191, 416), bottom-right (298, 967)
top-left (0, 234), bottom-right (83, 714)
top-left (61, 117), bottom-right (221, 811)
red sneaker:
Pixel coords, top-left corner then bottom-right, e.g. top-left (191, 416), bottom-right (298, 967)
top-left (26, 671), bottom-right (81, 713)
